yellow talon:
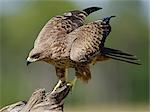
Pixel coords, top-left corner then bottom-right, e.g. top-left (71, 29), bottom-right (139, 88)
top-left (51, 80), bottom-right (62, 93)
top-left (67, 77), bottom-right (77, 91)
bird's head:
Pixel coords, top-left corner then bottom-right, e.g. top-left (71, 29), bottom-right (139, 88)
top-left (26, 48), bottom-right (45, 66)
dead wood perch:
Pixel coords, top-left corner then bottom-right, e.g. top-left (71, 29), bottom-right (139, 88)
top-left (0, 83), bottom-right (72, 112)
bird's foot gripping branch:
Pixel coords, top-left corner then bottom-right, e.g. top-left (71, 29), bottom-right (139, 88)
top-left (0, 83), bottom-right (72, 112)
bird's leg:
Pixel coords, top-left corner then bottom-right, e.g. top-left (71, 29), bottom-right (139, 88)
top-left (67, 76), bottom-right (77, 91)
top-left (52, 67), bottom-right (67, 93)
top-left (75, 65), bottom-right (91, 83)
top-left (65, 68), bottom-right (68, 81)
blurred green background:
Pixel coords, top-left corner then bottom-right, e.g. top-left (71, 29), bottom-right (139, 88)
top-left (0, 0), bottom-right (149, 111)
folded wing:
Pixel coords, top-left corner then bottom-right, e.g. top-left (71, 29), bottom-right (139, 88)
top-left (34, 7), bottom-right (102, 47)
top-left (70, 16), bottom-right (114, 63)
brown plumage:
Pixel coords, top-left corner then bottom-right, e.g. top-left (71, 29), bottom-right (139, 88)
top-left (65, 16), bottom-right (140, 81)
top-left (27, 7), bottom-right (140, 86)
top-left (27, 7), bottom-right (102, 83)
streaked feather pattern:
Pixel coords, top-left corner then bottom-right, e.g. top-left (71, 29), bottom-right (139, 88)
top-left (70, 16), bottom-right (115, 63)
top-left (27, 7), bottom-right (140, 84)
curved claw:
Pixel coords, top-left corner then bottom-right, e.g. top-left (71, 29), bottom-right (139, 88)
top-left (67, 77), bottom-right (77, 91)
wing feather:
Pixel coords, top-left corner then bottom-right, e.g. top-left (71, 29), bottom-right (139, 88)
top-left (34, 15), bottom-right (79, 47)
top-left (70, 18), bottom-right (112, 62)
top-left (34, 7), bottom-right (102, 47)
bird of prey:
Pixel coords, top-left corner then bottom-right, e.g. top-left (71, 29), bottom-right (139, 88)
top-left (27, 7), bottom-right (140, 92)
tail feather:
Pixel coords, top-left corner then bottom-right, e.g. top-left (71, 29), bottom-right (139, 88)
top-left (105, 55), bottom-right (141, 65)
top-left (102, 47), bottom-right (135, 56)
top-left (102, 47), bottom-right (141, 65)
top-left (105, 53), bottom-right (138, 60)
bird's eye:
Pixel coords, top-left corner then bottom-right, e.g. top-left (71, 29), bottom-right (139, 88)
top-left (31, 53), bottom-right (40, 59)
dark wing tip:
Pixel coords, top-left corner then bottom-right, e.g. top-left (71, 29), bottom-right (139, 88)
top-left (110, 15), bottom-right (116, 18)
top-left (102, 16), bottom-right (116, 24)
top-left (83, 7), bottom-right (102, 15)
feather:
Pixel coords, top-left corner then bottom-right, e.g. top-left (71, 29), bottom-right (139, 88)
top-left (101, 47), bottom-right (141, 65)
top-left (70, 16), bottom-right (114, 62)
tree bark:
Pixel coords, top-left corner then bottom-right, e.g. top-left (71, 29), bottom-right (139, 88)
top-left (0, 83), bottom-right (71, 112)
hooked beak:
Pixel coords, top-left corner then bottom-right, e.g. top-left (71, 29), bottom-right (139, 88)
top-left (26, 57), bottom-right (39, 66)
top-left (26, 61), bottom-right (31, 66)
top-left (26, 57), bottom-right (32, 66)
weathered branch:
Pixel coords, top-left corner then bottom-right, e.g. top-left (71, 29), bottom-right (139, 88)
top-left (0, 83), bottom-right (71, 112)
